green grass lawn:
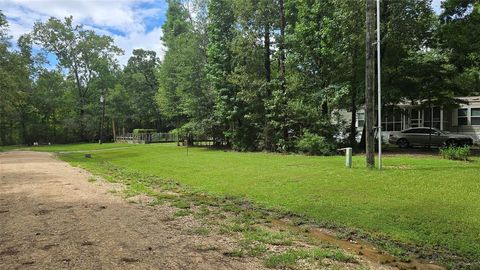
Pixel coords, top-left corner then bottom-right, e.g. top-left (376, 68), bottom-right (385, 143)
top-left (0, 145), bottom-right (24, 152)
top-left (16, 143), bottom-right (480, 264)
top-left (13, 142), bottom-right (139, 152)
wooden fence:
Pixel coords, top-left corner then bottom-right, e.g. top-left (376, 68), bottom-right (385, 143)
top-left (116, 133), bottom-right (178, 144)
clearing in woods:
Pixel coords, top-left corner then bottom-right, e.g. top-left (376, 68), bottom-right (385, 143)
top-left (2, 144), bottom-right (477, 269)
top-left (0, 150), bottom-right (393, 270)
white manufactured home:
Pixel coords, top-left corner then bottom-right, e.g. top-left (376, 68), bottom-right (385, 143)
top-left (339, 96), bottom-right (480, 143)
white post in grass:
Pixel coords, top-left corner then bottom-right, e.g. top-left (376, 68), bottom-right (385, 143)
top-left (345, 147), bottom-right (353, 168)
top-left (377, 0), bottom-right (382, 170)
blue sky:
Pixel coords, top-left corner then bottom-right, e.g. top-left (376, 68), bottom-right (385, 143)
top-left (1, 0), bottom-right (168, 65)
top-left (1, 0), bottom-right (444, 66)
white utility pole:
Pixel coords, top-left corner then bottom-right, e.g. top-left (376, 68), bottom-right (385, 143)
top-left (377, 0), bottom-right (382, 170)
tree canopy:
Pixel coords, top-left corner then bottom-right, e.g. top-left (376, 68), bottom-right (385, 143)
top-left (0, 1), bottom-right (478, 151)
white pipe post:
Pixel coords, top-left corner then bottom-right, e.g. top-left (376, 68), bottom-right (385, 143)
top-left (345, 147), bottom-right (352, 168)
top-left (377, 0), bottom-right (382, 170)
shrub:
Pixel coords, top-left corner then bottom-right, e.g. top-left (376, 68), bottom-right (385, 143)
top-left (174, 122), bottom-right (209, 138)
top-left (440, 146), bottom-right (471, 161)
top-left (132, 129), bottom-right (157, 134)
top-left (296, 132), bottom-right (335, 156)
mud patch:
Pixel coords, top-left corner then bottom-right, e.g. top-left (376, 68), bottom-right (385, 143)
top-left (126, 194), bottom-right (155, 205)
top-left (36, 209), bottom-right (51, 215)
top-left (41, 243), bottom-right (59, 250)
top-left (81, 240), bottom-right (95, 246)
top-left (120, 257), bottom-right (139, 263)
top-left (0, 248), bottom-right (19, 256)
top-left (272, 219), bottom-right (445, 270)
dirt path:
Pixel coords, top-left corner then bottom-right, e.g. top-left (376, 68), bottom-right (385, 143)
top-left (0, 151), bottom-right (265, 270)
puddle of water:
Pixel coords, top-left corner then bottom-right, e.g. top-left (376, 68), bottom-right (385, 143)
top-left (271, 219), bottom-right (445, 270)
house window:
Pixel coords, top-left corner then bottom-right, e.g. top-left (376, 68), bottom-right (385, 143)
top-left (411, 109), bottom-right (421, 127)
top-left (357, 112), bottom-right (365, 128)
top-left (394, 109), bottom-right (402, 131)
top-left (424, 107), bottom-right (441, 129)
top-left (458, 109), bottom-right (468, 126)
top-left (382, 107), bottom-right (404, 131)
top-left (471, 108), bottom-right (480, 125)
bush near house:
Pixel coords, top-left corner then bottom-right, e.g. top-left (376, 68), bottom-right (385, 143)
top-left (296, 132), bottom-right (336, 156)
top-left (440, 146), bottom-right (471, 161)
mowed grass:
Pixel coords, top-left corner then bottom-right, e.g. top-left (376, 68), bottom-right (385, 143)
top-left (0, 145), bottom-right (23, 152)
top-left (20, 142), bottom-right (139, 152)
top-left (27, 143), bottom-right (480, 263)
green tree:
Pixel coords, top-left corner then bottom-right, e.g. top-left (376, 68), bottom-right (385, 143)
top-left (439, 0), bottom-right (480, 95)
top-left (157, 0), bottom-right (210, 139)
top-left (207, 0), bottom-right (236, 145)
top-left (32, 16), bottom-right (123, 140)
top-left (30, 69), bottom-right (71, 143)
top-left (379, 0), bottom-right (435, 104)
top-left (283, 1), bottom-right (348, 149)
top-left (226, 0), bottom-right (280, 150)
top-left (0, 14), bottom-right (32, 145)
top-left (107, 83), bottom-right (133, 137)
top-left (157, 0), bottom-right (192, 127)
top-left (0, 12), bottom-right (17, 144)
top-left (123, 49), bottom-right (161, 129)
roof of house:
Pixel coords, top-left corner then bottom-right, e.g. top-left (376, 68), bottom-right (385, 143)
top-left (394, 96), bottom-right (480, 108)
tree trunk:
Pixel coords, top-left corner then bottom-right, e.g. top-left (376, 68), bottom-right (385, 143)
top-left (73, 65), bottom-right (87, 141)
top-left (359, 122), bottom-right (366, 149)
top-left (349, 91), bottom-right (357, 147)
top-left (9, 120), bottom-right (13, 145)
top-left (279, 0), bottom-right (286, 90)
top-left (349, 49), bottom-right (358, 147)
top-left (21, 111), bottom-right (27, 145)
top-left (365, 0), bottom-right (376, 168)
top-left (264, 23), bottom-right (271, 84)
top-left (53, 114), bottom-right (56, 143)
top-left (263, 22), bottom-right (272, 150)
top-left (428, 99), bottom-right (432, 150)
top-left (112, 118), bottom-right (116, 141)
top-left (279, 0), bottom-right (288, 143)
top-left (0, 117), bottom-right (5, 145)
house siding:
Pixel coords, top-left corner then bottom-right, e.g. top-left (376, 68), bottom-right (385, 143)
top-left (338, 96), bottom-right (480, 144)
top-left (449, 97), bottom-right (480, 142)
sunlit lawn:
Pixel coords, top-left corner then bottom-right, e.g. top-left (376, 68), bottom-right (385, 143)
top-left (21, 142), bottom-right (139, 152)
top-left (0, 145), bottom-right (24, 152)
top-left (16, 143), bottom-right (480, 263)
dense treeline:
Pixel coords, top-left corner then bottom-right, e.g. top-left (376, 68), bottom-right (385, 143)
top-left (1, 0), bottom-right (479, 152)
top-left (0, 14), bottom-right (162, 145)
top-left (157, 0), bottom-right (479, 152)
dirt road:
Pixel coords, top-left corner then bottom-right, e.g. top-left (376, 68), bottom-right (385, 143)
top-left (0, 151), bottom-right (265, 269)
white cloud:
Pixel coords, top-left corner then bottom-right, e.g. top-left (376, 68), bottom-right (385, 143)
top-left (431, 0), bottom-right (445, 14)
top-left (114, 26), bottom-right (165, 65)
top-left (1, 0), bottom-right (166, 65)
